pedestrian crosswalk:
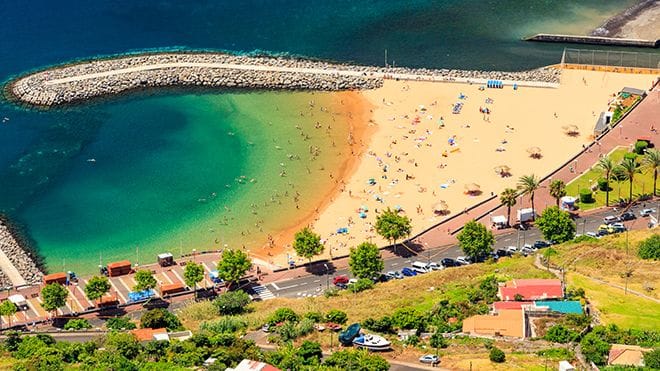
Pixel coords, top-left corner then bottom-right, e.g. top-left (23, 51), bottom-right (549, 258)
top-left (251, 285), bottom-right (275, 300)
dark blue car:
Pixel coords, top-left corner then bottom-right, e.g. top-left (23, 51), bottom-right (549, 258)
top-left (401, 267), bottom-right (417, 277)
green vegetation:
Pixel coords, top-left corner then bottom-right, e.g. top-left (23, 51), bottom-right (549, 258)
top-left (183, 262), bottom-right (205, 299)
top-left (638, 234), bottom-right (660, 260)
top-left (375, 207), bottom-right (412, 250)
top-left (269, 307), bottom-right (299, 324)
top-left (140, 309), bottom-right (183, 331)
top-left (457, 220), bottom-right (495, 259)
top-left (40, 283), bottom-right (68, 313)
top-left (641, 148), bottom-right (660, 197)
top-left (518, 174), bottom-right (540, 220)
top-left (499, 188), bottom-right (518, 227)
top-left (213, 290), bottom-right (252, 315)
top-left (216, 249), bottom-right (252, 288)
top-left (84, 276), bottom-right (111, 303)
top-left (579, 188), bottom-right (594, 203)
top-left (535, 206), bottom-right (576, 243)
top-left (133, 269), bottom-right (158, 292)
top-left (645, 348), bottom-right (660, 369)
top-left (324, 309), bottom-right (348, 324)
top-left (347, 278), bottom-right (374, 293)
top-left (0, 299), bottom-right (17, 328)
top-left (348, 241), bottom-right (384, 279)
top-left (567, 148), bottom-right (657, 210)
top-left (324, 349), bottom-right (389, 371)
top-left (549, 180), bottom-right (566, 207)
top-left (106, 316), bottom-right (137, 330)
top-left (543, 324), bottom-right (579, 343)
top-left (489, 346), bottom-right (506, 363)
top-left (292, 227), bottom-right (323, 263)
top-left (63, 318), bottom-right (92, 330)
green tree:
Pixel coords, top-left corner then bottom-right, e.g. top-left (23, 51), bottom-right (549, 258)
top-left (535, 206), bottom-right (575, 243)
top-left (637, 234), bottom-right (660, 260)
top-left (597, 156), bottom-right (615, 206)
top-left (391, 307), bottom-right (424, 329)
top-left (644, 348), bottom-right (660, 369)
top-left (0, 299), bottom-right (17, 329)
top-left (85, 276), bottom-right (111, 303)
top-left (298, 340), bottom-right (323, 365)
top-left (292, 227), bottom-right (324, 263)
top-left (457, 220), bottom-right (495, 259)
top-left (642, 148), bottom-right (660, 197)
top-left (217, 249), bottom-right (252, 289)
top-left (618, 158), bottom-right (640, 204)
top-left (549, 180), bottom-right (566, 207)
top-left (489, 346), bottom-right (506, 363)
top-left (213, 290), bottom-right (251, 315)
top-left (375, 207), bottom-right (412, 252)
top-left (325, 309), bottom-right (348, 324)
top-left (140, 308), bottom-right (182, 331)
top-left (499, 188), bottom-right (517, 227)
top-left (266, 344), bottom-right (304, 370)
top-left (517, 174), bottom-right (540, 220)
top-left (269, 307), bottom-right (299, 324)
top-left (349, 241), bottom-right (384, 279)
top-left (103, 331), bottom-right (142, 359)
top-left (64, 318), bottom-right (92, 330)
top-left (40, 283), bottom-right (69, 315)
top-left (544, 324), bottom-right (578, 343)
top-left (580, 332), bottom-right (611, 365)
top-left (542, 247), bottom-right (559, 271)
top-left (324, 349), bottom-right (389, 371)
top-left (183, 262), bottom-right (205, 299)
top-left (133, 269), bottom-right (157, 292)
top-left (430, 332), bottom-right (448, 357)
top-left (106, 316), bottom-right (137, 330)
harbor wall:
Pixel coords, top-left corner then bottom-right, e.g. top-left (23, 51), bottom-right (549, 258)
top-left (0, 216), bottom-right (44, 287)
top-left (7, 52), bottom-right (561, 107)
top-left (525, 33), bottom-right (659, 48)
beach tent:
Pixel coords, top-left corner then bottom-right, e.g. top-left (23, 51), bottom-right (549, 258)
top-left (464, 183), bottom-right (481, 194)
top-left (494, 165), bottom-right (511, 177)
top-left (562, 125), bottom-right (580, 136)
top-left (527, 146), bottom-right (542, 159)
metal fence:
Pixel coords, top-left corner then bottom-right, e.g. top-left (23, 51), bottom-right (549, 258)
top-left (562, 48), bottom-right (660, 69)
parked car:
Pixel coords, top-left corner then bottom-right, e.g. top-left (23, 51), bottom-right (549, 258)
top-left (419, 354), bottom-right (440, 365)
top-left (441, 258), bottom-right (458, 267)
top-left (596, 229), bottom-right (609, 237)
top-left (620, 212), bottom-right (636, 221)
top-left (585, 231), bottom-right (599, 238)
top-left (348, 278), bottom-right (358, 285)
top-left (506, 246), bottom-right (518, 254)
top-left (412, 261), bottom-right (431, 274)
top-left (533, 240), bottom-right (551, 249)
top-left (332, 275), bottom-right (349, 286)
top-left (373, 274), bottom-right (390, 283)
top-left (455, 256), bottom-right (471, 265)
top-left (428, 262), bottom-right (443, 271)
top-left (610, 222), bottom-right (626, 233)
top-left (496, 249), bottom-right (511, 257)
top-left (401, 267), bottom-right (417, 276)
top-left (603, 215), bottom-right (620, 224)
top-left (386, 271), bottom-right (404, 280)
top-left (640, 208), bottom-right (656, 217)
top-left (520, 246), bottom-right (536, 255)
top-left (335, 283), bottom-right (348, 290)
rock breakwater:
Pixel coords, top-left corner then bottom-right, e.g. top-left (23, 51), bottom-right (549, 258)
top-left (0, 217), bottom-right (43, 286)
top-left (8, 52), bottom-right (561, 107)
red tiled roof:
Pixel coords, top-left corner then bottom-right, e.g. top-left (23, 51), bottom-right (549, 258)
top-left (130, 327), bottom-right (167, 342)
top-left (493, 301), bottom-right (533, 311)
top-left (498, 279), bottom-right (563, 301)
top-left (512, 279), bottom-right (561, 287)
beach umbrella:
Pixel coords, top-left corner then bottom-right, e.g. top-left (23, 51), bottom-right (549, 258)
top-left (464, 183), bottom-right (481, 194)
top-left (494, 165), bottom-right (511, 176)
top-left (527, 146), bottom-right (542, 158)
top-left (562, 125), bottom-right (580, 135)
top-left (432, 201), bottom-right (449, 213)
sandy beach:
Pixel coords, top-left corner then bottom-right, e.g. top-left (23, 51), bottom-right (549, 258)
top-left (615, 2), bottom-right (660, 40)
top-left (259, 68), bottom-right (657, 267)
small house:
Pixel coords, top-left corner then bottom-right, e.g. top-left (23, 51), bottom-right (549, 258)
top-left (608, 344), bottom-right (652, 367)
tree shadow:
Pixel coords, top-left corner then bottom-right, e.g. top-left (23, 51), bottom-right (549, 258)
top-left (385, 241), bottom-right (422, 258)
top-left (304, 260), bottom-right (336, 276)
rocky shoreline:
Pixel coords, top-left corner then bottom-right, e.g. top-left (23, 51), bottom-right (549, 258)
top-left (8, 52), bottom-right (561, 107)
top-left (0, 217), bottom-right (44, 287)
top-left (592, 0), bottom-right (659, 39)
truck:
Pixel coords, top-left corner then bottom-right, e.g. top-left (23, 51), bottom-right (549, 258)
top-left (43, 272), bottom-right (68, 285)
top-left (517, 208), bottom-right (535, 223)
top-left (8, 294), bottom-right (29, 311)
top-left (107, 260), bottom-right (132, 277)
top-left (159, 282), bottom-right (185, 296)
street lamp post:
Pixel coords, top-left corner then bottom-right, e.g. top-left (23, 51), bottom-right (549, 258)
top-left (323, 264), bottom-right (329, 290)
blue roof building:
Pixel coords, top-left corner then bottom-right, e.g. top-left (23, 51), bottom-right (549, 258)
top-left (534, 300), bottom-right (583, 314)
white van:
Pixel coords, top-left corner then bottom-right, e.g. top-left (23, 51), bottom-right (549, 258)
top-left (412, 261), bottom-right (430, 274)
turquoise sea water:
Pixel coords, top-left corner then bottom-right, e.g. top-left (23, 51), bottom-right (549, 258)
top-left (0, 0), bottom-right (651, 273)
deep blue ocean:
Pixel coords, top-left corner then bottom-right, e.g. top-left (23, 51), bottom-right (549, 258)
top-left (0, 0), bottom-right (649, 272)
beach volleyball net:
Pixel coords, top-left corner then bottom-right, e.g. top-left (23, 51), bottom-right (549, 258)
top-left (561, 48), bottom-right (660, 71)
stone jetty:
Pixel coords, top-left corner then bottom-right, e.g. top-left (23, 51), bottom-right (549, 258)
top-left (8, 52), bottom-right (561, 106)
top-left (0, 219), bottom-right (43, 287)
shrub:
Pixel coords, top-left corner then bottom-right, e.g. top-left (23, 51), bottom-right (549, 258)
top-left (213, 290), bottom-right (251, 315)
top-left (580, 332), bottom-right (611, 365)
top-left (298, 340), bottom-right (323, 365)
top-left (106, 317), bottom-right (136, 331)
top-left (579, 189), bottom-right (594, 203)
top-left (635, 140), bottom-right (649, 155)
top-left (645, 348), bottom-right (660, 369)
top-left (573, 235), bottom-right (598, 243)
top-left (303, 311), bottom-right (324, 323)
top-left (200, 316), bottom-right (247, 334)
top-left (597, 178), bottom-right (609, 191)
top-left (347, 278), bottom-right (374, 293)
top-left (275, 321), bottom-right (298, 342)
top-left (324, 288), bottom-right (339, 298)
top-left (544, 324), bottom-right (578, 344)
top-left (430, 332), bottom-right (448, 349)
top-left (362, 316), bottom-right (394, 334)
top-left (624, 152), bottom-right (637, 161)
top-left (489, 346), bottom-right (506, 363)
top-left (140, 308), bottom-right (183, 331)
top-left (637, 234), bottom-right (660, 260)
top-left (269, 307), bottom-right (299, 324)
top-left (64, 318), bottom-right (92, 330)
top-left (325, 309), bottom-right (348, 324)
top-left (391, 307), bottom-right (424, 330)
top-left (297, 318), bottom-right (316, 338)
top-left (404, 334), bottom-right (420, 346)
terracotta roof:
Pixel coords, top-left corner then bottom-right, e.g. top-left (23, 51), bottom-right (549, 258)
top-left (493, 301), bottom-right (533, 311)
top-left (498, 279), bottom-right (563, 300)
top-left (462, 309), bottom-right (525, 338)
top-left (230, 359), bottom-right (281, 371)
top-left (130, 327), bottom-right (167, 342)
top-left (608, 344), bottom-right (651, 366)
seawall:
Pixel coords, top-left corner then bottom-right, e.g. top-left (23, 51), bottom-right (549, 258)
top-left (0, 216), bottom-right (43, 287)
top-left (7, 52), bottom-right (561, 107)
top-left (525, 33), bottom-right (659, 48)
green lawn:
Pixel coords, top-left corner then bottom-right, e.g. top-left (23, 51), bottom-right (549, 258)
top-left (565, 147), bottom-right (657, 211)
top-left (567, 273), bottom-right (660, 331)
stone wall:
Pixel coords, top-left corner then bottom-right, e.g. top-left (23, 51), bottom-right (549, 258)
top-left (0, 220), bottom-right (43, 286)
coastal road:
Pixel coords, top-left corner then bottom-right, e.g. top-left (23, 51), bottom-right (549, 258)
top-left (259, 202), bottom-right (657, 299)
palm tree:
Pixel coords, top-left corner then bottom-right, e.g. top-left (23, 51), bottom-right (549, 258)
top-left (618, 158), bottom-right (640, 204)
top-left (517, 174), bottom-right (540, 221)
top-left (641, 149), bottom-right (660, 197)
top-left (499, 188), bottom-right (517, 227)
top-left (549, 180), bottom-right (566, 207)
top-left (597, 156), bottom-right (615, 206)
